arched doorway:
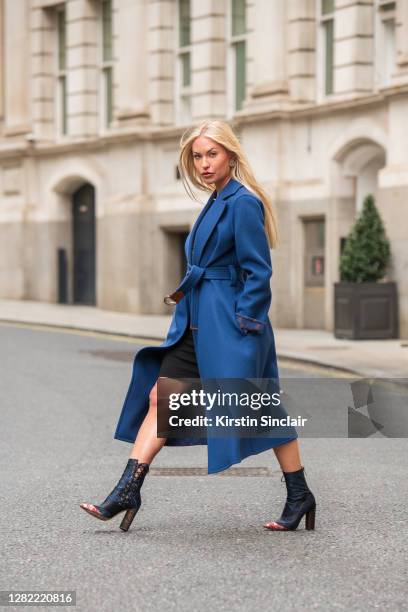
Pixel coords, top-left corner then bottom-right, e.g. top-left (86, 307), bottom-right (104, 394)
top-left (326, 137), bottom-right (387, 329)
top-left (72, 184), bottom-right (96, 305)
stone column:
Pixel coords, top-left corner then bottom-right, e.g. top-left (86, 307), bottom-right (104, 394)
top-left (334, 0), bottom-right (374, 96)
top-left (66, 0), bottom-right (99, 137)
top-left (244, 0), bottom-right (289, 112)
top-left (191, 0), bottom-right (226, 120)
top-left (3, 0), bottom-right (30, 136)
top-left (115, 0), bottom-right (150, 126)
top-left (394, 0), bottom-right (408, 81)
top-left (30, 4), bottom-right (55, 140)
top-left (287, 0), bottom-right (316, 103)
top-left (0, 0), bottom-right (3, 123)
top-left (148, 0), bottom-right (175, 126)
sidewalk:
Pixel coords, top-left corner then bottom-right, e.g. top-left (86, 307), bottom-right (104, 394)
top-left (1, 298), bottom-right (407, 378)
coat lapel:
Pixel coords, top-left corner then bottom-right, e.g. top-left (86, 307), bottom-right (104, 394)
top-left (187, 190), bottom-right (216, 263)
top-left (191, 178), bottom-right (245, 264)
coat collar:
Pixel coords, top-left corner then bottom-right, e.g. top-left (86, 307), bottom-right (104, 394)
top-left (211, 176), bottom-right (245, 201)
top-left (188, 177), bottom-right (245, 264)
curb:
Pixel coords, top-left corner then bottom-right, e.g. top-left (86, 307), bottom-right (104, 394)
top-left (277, 353), bottom-right (361, 377)
top-left (0, 318), bottom-right (164, 343)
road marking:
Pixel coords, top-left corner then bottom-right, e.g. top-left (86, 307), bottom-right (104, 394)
top-left (0, 321), bottom-right (354, 377)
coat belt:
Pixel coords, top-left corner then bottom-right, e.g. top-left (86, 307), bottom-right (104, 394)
top-left (164, 264), bottom-right (245, 329)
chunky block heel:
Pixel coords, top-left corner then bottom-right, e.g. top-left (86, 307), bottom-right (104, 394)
top-left (305, 505), bottom-right (316, 530)
top-left (120, 505), bottom-right (140, 532)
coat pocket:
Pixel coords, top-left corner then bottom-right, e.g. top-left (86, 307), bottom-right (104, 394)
top-left (235, 312), bottom-right (265, 336)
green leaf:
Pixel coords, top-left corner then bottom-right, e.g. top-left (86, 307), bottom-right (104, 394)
top-left (339, 194), bottom-right (391, 282)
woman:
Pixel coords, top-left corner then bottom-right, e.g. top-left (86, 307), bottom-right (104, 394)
top-left (80, 120), bottom-right (316, 533)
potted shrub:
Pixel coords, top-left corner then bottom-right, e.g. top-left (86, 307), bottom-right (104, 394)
top-left (334, 194), bottom-right (399, 339)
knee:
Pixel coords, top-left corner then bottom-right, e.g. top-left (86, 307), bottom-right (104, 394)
top-left (148, 383), bottom-right (158, 411)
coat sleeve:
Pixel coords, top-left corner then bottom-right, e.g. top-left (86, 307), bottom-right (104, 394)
top-left (233, 194), bottom-right (272, 335)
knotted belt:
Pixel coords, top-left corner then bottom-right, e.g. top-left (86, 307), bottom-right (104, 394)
top-left (164, 264), bottom-right (245, 329)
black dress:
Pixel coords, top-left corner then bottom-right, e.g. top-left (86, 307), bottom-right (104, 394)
top-left (157, 326), bottom-right (200, 380)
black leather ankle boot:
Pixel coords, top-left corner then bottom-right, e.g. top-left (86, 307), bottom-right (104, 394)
top-left (264, 466), bottom-right (316, 531)
top-left (80, 458), bottom-right (149, 532)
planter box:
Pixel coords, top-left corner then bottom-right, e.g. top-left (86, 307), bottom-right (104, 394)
top-left (334, 282), bottom-right (399, 340)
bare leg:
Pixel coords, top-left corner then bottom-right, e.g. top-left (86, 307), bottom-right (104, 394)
top-left (79, 381), bottom-right (165, 522)
top-left (128, 381), bottom-right (166, 464)
top-left (129, 377), bottom-right (191, 464)
top-left (273, 439), bottom-right (302, 472)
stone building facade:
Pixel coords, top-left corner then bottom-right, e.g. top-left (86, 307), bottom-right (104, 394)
top-left (0, 0), bottom-right (407, 335)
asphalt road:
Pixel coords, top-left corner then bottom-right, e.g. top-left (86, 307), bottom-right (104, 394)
top-left (1, 323), bottom-right (407, 612)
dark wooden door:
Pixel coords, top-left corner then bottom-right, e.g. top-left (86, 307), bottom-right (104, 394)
top-left (72, 184), bottom-right (96, 305)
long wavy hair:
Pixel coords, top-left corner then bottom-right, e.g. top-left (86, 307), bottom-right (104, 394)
top-left (178, 120), bottom-right (278, 249)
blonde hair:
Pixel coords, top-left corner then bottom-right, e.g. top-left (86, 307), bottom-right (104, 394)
top-left (178, 119), bottom-right (278, 249)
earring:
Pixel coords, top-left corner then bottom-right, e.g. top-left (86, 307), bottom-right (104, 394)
top-left (229, 159), bottom-right (236, 167)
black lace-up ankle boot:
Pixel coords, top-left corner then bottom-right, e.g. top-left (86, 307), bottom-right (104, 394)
top-left (264, 466), bottom-right (316, 531)
top-left (80, 458), bottom-right (149, 532)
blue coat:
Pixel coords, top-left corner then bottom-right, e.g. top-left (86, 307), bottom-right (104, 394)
top-left (114, 177), bottom-right (298, 473)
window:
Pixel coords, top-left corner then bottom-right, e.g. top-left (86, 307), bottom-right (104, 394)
top-left (101, 0), bottom-right (113, 127)
top-left (56, 6), bottom-right (67, 135)
top-left (375, 0), bottom-right (396, 87)
top-left (228, 0), bottom-right (247, 113)
top-left (176, 0), bottom-right (192, 124)
top-left (318, 0), bottom-right (334, 97)
top-left (304, 219), bottom-right (325, 288)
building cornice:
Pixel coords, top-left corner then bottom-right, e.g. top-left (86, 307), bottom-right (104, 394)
top-left (234, 83), bottom-right (408, 125)
top-left (0, 83), bottom-right (407, 161)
